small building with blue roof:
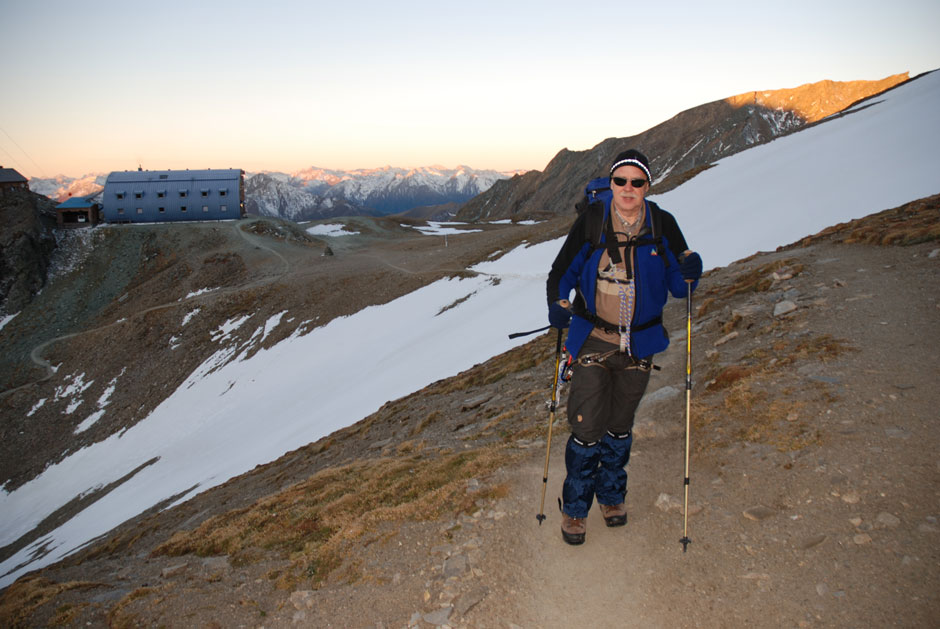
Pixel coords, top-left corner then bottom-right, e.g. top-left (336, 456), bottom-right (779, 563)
top-left (56, 195), bottom-right (102, 227)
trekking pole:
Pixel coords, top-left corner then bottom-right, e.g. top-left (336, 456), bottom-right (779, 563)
top-left (508, 324), bottom-right (551, 339)
top-left (537, 327), bottom-right (564, 525)
top-left (680, 280), bottom-right (693, 552)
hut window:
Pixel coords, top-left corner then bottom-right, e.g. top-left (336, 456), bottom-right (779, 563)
top-left (202, 205), bottom-right (209, 212)
top-left (116, 192), bottom-right (125, 200)
top-left (136, 208), bottom-right (143, 214)
top-left (158, 207), bottom-right (166, 213)
top-left (181, 206), bottom-right (187, 212)
top-left (179, 190), bottom-right (188, 198)
top-left (220, 205), bottom-right (227, 212)
top-left (219, 188), bottom-right (228, 197)
top-left (117, 208), bottom-right (124, 214)
top-left (157, 190), bottom-right (166, 198)
top-left (134, 191), bottom-right (143, 199)
top-left (201, 189), bottom-right (209, 197)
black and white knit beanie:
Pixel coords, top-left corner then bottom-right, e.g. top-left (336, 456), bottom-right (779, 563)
top-left (609, 149), bottom-right (652, 183)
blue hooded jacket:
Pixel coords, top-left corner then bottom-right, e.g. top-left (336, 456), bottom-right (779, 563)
top-left (547, 198), bottom-right (698, 360)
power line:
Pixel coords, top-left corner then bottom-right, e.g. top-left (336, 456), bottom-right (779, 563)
top-left (0, 142), bottom-right (27, 173)
top-left (0, 125), bottom-right (48, 179)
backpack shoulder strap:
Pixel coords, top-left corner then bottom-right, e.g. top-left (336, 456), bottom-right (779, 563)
top-left (578, 197), bottom-right (625, 266)
top-left (648, 200), bottom-right (663, 239)
top-left (647, 200), bottom-right (688, 264)
top-left (579, 199), bottom-right (607, 247)
top-left (646, 200), bottom-right (669, 267)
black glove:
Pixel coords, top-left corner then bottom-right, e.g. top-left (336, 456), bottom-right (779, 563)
top-left (679, 252), bottom-right (702, 282)
top-left (548, 302), bottom-right (571, 329)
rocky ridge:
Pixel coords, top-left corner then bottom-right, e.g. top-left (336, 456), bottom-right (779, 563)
top-left (0, 189), bottom-right (57, 316)
top-left (456, 73), bottom-right (910, 222)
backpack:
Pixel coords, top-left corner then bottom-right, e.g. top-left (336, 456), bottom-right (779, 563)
top-left (574, 176), bottom-right (670, 271)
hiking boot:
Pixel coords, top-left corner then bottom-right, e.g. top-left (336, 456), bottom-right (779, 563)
top-left (561, 513), bottom-right (586, 545)
top-left (600, 503), bottom-right (627, 527)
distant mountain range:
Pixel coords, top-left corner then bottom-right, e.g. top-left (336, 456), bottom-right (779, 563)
top-left (245, 165), bottom-right (518, 221)
top-left (29, 165), bottom-right (520, 222)
top-left (28, 173), bottom-right (107, 202)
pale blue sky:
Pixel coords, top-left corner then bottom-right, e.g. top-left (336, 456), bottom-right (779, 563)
top-left (1, 0), bottom-right (938, 177)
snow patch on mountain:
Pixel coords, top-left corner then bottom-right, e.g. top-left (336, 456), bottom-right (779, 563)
top-left (29, 174), bottom-right (107, 202)
top-left (247, 165), bottom-right (516, 220)
top-left (306, 224), bottom-right (359, 237)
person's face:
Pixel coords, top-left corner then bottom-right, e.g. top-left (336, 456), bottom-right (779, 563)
top-left (610, 165), bottom-right (649, 216)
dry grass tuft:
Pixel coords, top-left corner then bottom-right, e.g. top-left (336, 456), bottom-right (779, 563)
top-left (49, 601), bottom-right (89, 626)
top-left (106, 585), bottom-right (171, 629)
top-left (309, 437), bottom-right (335, 454)
top-left (411, 410), bottom-right (442, 436)
top-left (777, 334), bottom-right (856, 366)
top-left (480, 410), bottom-right (520, 438)
top-left (721, 314), bottom-right (743, 334)
top-left (396, 439), bottom-right (426, 455)
top-left (696, 296), bottom-right (718, 317)
top-left (0, 576), bottom-right (102, 629)
top-left (706, 364), bottom-right (755, 391)
top-left (790, 194), bottom-right (940, 249)
top-left (152, 444), bottom-right (520, 589)
top-left (487, 482), bottom-right (512, 501)
top-left (504, 413), bottom-right (565, 443)
top-left (694, 375), bottom-right (824, 454)
top-left (694, 333), bottom-right (854, 453)
top-left (73, 522), bottom-right (160, 564)
top-left (703, 259), bottom-right (803, 302)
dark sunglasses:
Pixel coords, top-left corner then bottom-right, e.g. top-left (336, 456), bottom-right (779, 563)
top-left (611, 176), bottom-right (648, 188)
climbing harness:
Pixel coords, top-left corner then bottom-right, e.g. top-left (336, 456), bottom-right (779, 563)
top-left (562, 349), bottom-right (657, 382)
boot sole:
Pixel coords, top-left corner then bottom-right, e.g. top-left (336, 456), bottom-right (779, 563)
top-left (603, 515), bottom-right (627, 527)
top-left (561, 531), bottom-right (585, 545)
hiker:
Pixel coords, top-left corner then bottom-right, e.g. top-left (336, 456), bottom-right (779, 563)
top-left (545, 149), bottom-right (703, 545)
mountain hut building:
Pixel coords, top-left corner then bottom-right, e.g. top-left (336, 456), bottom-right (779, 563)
top-left (100, 169), bottom-right (245, 223)
top-left (0, 166), bottom-right (29, 194)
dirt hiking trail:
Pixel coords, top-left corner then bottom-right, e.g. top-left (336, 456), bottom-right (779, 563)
top-left (462, 238), bottom-right (940, 628)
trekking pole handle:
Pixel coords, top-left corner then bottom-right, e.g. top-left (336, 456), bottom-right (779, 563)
top-left (507, 303), bottom-right (572, 340)
top-left (508, 325), bottom-right (550, 339)
top-left (686, 287), bottom-right (693, 382)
